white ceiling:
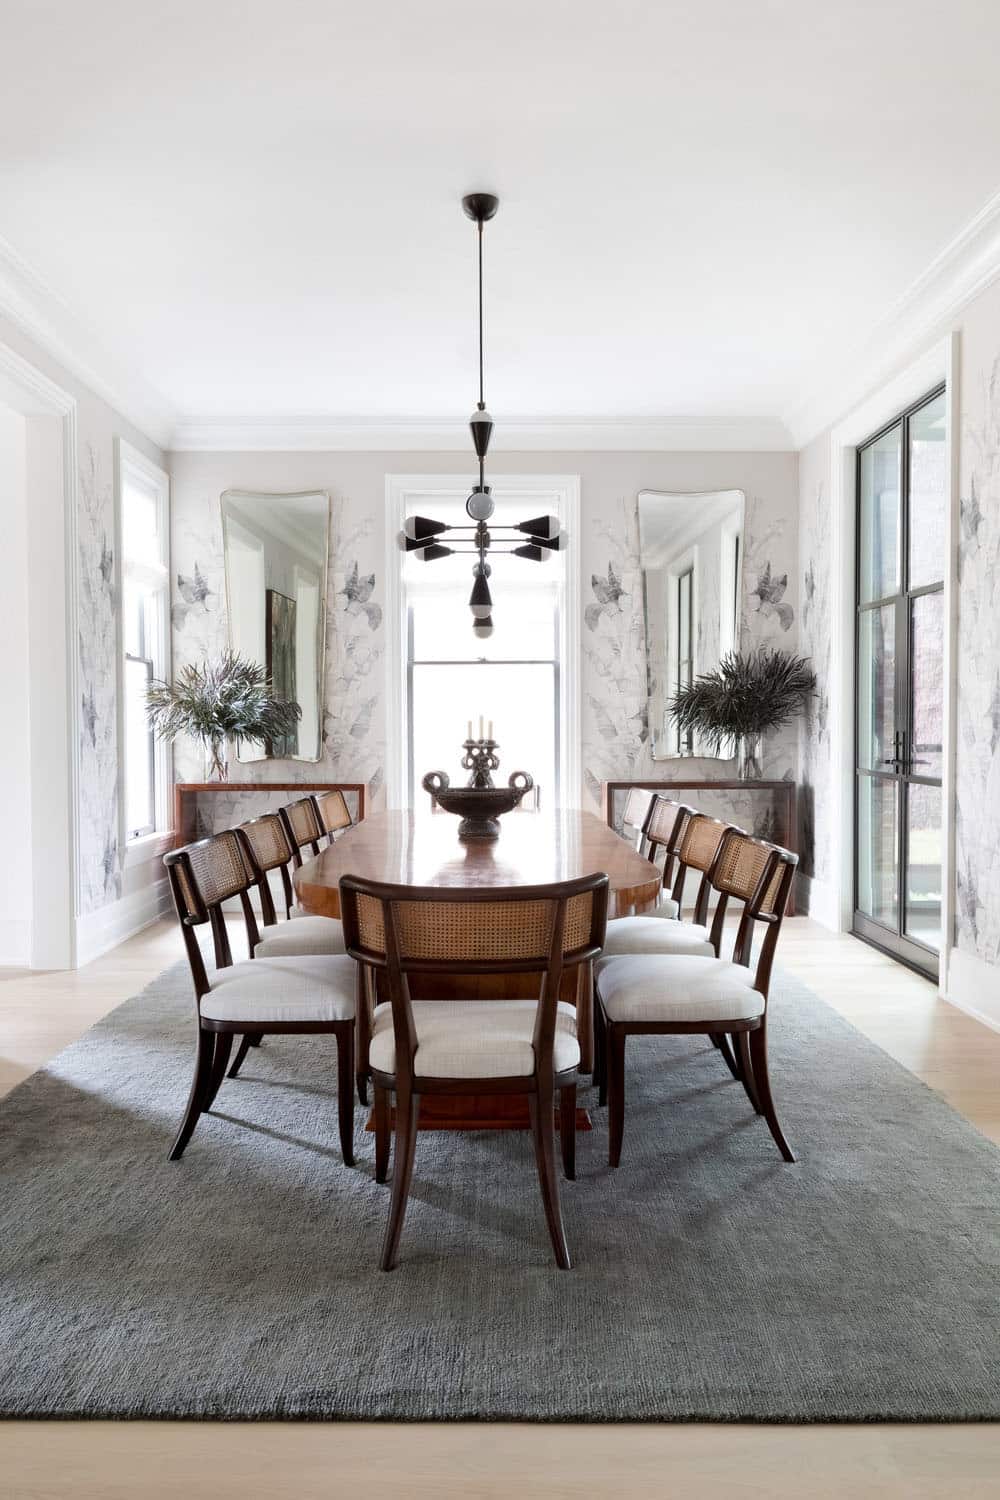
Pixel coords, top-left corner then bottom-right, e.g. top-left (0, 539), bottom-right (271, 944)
top-left (1, 0), bottom-right (1000, 445)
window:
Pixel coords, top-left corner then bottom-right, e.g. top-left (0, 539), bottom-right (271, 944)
top-left (387, 477), bottom-right (580, 810)
top-left (118, 441), bottom-right (170, 850)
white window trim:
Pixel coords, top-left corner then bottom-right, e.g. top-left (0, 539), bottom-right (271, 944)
top-left (384, 474), bottom-right (581, 811)
top-left (115, 438), bottom-right (172, 868)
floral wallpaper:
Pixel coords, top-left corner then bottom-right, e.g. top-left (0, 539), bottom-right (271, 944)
top-left (956, 353), bottom-right (1000, 965)
top-left (77, 442), bottom-right (122, 913)
top-left (581, 487), bottom-right (800, 812)
top-left (797, 467), bottom-right (833, 885)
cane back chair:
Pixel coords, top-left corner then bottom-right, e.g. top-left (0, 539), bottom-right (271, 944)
top-left (602, 811), bottom-right (737, 957)
top-left (312, 789), bottom-right (354, 846)
top-left (595, 828), bottom-right (798, 1168)
top-left (340, 872), bottom-right (610, 1271)
top-left (163, 830), bottom-right (357, 1166)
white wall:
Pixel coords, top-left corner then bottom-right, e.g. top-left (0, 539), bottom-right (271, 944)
top-left (0, 404), bottom-right (32, 964)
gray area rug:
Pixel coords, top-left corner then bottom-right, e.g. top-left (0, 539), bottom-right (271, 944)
top-left (1, 961), bottom-right (998, 1422)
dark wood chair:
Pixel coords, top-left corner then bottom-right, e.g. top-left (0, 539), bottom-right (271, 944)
top-left (279, 795), bottom-right (325, 867)
top-left (339, 872), bottom-right (609, 1271)
top-left (621, 787), bottom-right (655, 853)
top-left (601, 811), bottom-right (737, 957)
top-left (594, 829), bottom-right (799, 1169)
top-left (163, 830), bottom-right (357, 1166)
top-left (311, 788), bottom-right (355, 846)
top-left (226, 814), bottom-right (350, 1083)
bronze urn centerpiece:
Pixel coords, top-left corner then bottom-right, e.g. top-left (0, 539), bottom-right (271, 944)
top-left (422, 736), bottom-right (533, 840)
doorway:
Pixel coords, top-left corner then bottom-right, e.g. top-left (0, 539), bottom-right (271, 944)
top-left (853, 385), bottom-right (946, 979)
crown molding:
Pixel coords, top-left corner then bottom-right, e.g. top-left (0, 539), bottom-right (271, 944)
top-left (0, 232), bottom-right (175, 451)
top-left (169, 411), bottom-right (794, 453)
top-left (785, 186), bottom-right (1000, 449)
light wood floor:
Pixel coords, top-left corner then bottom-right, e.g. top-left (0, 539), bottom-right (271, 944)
top-left (1, 917), bottom-right (998, 1498)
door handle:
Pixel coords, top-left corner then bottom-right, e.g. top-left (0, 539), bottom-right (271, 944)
top-left (882, 729), bottom-right (905, 771)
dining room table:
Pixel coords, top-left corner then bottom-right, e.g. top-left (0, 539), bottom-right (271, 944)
top-left (294, 806), bottom-right (661, 1129)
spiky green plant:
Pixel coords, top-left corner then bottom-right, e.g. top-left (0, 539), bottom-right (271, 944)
top-left (668, 647), bottom-right (816, 754)
top-left (146, 652), bottom-right (301, 777)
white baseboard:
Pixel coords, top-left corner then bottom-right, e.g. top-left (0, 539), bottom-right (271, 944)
top-left (75, 876), bottom-right (173, 968)
top-left (943, 946), bottom-right (1000, 1033)
top-left (796, 873), bottom-right (840, 930)
top-left (0, 917), bottom-right (32, 967)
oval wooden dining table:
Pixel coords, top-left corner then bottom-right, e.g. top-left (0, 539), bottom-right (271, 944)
top-left (295, 808), bottom-right (661, 1130)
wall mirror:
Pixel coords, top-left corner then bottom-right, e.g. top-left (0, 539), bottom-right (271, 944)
top-left (221, 489), bottom-right (329, 762)
top-left (638, 488), bottom-right (745, 759)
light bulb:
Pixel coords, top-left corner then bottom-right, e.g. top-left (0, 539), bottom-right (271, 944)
top-left (472, 615), bottom-right (494, 638)
top-left (466, 485), bottom-right (495, 522)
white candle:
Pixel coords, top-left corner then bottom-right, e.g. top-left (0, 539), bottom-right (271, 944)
top-left (467, 720), bottom-right (473, 740)
top-left (488, 720), bottom-right (493, 740)
top-left (478, 715), bottom-right (484, 739)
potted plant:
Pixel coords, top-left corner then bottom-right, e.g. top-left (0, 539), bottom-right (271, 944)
top-left (146, 651), bottom-right (301, 781)
top-left (668, 647), bottom-right (816, 779)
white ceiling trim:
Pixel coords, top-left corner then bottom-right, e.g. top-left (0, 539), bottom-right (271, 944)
top-left (785, 186), bottom-right (1000, 449)
top-left (0, 232), bottom-right (176, 450)
top-left (168, 412), bottom-right (794, 453)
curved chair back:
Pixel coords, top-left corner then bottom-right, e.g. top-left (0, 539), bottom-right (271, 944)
top-left (312, 789), bottom-right (354, 845)
top-left (237, 812), bottom-right (297, 923)
top-left (669, 813), bottom-right (740, 922)
top-left (339, 873), bottom-right (609, 1084)
top-left (279, 796), bottom-right (324, 867)
top-left (621, 788), bottom-right (654, 852)
top-left (164, 831), bottom-right (260, 997)
top-left (644, 796), bottom-right (697, 897)
top-left (707, 829), bottom-right (798, 1000)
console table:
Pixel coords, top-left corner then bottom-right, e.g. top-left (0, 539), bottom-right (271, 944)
top-left (173, 781), bottom-right (367, 847)
top-left (602, 778), bottom-right (798, 916)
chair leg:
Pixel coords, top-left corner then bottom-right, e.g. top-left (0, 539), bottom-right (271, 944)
top-left (169, 1026), bottom-right (215, 1161)
top-left (714, 1032), bottom-right (741, 1081)
top-left (736, 1031), bottom-right (762, 1114)
top-left (559, 1083), bottom-right (576, 1181)
top-left (748, 1021), bottom-right (794, 1162)
top-left (335, 1023), bottom-right (356, 1167)
top-left (205, 1032), bottom-right (233, 1110)
top-left (594, 1001), bottom-right (608, 1106)
top-left (248, 1033), bottom-right (263, 1048)
top-left (529, 1084), bottom-right (571, 1269)
top-left (374, 1084), bottom-right (391, 1184)
top-left (227, 1033), bottom-right (256, 1078)
top-left (607, 1024), bottom-right (627, 1168)
top-left (380, 1084), bottom-right (419, 1271)
top-left (357, 1072), bottom-right (369, 1106)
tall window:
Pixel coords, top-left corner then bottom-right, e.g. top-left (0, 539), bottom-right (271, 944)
top-left (118, 442), bottom-right (170, 847)
top-left (391, 479), bottom-right (579, 810)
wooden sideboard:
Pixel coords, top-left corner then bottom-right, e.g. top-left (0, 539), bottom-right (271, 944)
top-left (602, 778), bottom-right (798, 916)
top-left (173, 781), bottom-right (367, 847)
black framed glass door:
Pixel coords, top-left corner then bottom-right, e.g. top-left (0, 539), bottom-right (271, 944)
top-left (854, 386), bottom-right (946, 979)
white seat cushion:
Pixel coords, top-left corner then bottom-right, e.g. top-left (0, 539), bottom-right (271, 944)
top-left (369, 999), bottom-right (580, 1079)
top-left (255, 915), bottom-right (346, 957)
top-left (201, 954), bottom-right (357, 1024)
top-left (596, 954), bottom-right (763, 1024)
top-left (601, 915), bottom-right (714, 958)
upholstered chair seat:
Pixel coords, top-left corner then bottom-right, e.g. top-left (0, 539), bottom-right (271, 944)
top-left (255, 913), bottom-right (347, 957)
top-left (600, 915), bottom-right (713, 958)
top-left (369, 998), bottom-right (580, 1079)
top-left (201, 953), bottom-right (357, 1024)
top-left (596, 953), bottom-right (762, 1024)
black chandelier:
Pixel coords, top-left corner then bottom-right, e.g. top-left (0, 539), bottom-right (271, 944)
top-left (401, 192), bottom-right (565, 637)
